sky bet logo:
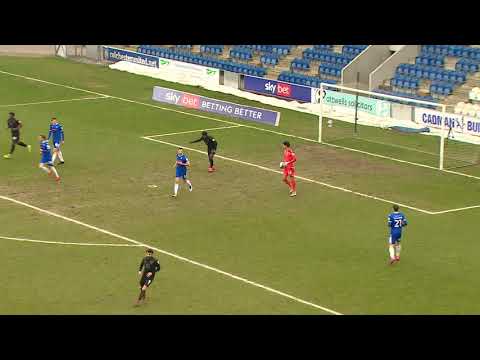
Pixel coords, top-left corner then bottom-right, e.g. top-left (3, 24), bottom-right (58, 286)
top-left (165, 91), bottom-right (181, 104)
top-left (164, 91), bottom-right (199, 109)
top-left (264, 81), bottom-right (292, 98)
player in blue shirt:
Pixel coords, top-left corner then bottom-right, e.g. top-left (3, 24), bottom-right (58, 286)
top-left (48, 117), bottom-right (65, 165)
top-left (172, 147), bottom-right (192, 197)
top-left (38, 135), bottom-right (60, 182)
top-left (387, 204), bottom-right (408, 264)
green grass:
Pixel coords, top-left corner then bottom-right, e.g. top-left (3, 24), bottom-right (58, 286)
top-left (1, 56), bottom-right (480, 314)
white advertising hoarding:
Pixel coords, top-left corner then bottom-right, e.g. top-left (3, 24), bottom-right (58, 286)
top-left (414, 107), bottom-right (480, 138)
top-left (157, 57), bottom-right (220, 85)
top-left (103, 46), bottom-right (219, 86)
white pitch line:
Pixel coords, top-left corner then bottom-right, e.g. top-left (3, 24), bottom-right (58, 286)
top-left (147, 125), bottom-right (244, 138)
top-left (431, 204), bottom-right (480, 215)
top-left (441, 168), bottom-right (480, 181)
top-left (142, 135), bottom-right (435, 215)
top-left (2, 69), bottom-right (478, 215)
top-left (0, 70), bottom-right (110, 97)
top-left (0, 235), bottom-right (143, 247)
top-left (0, 96), bottom-right (110, 108)
top-left (0, 70), bottom-right (316, 142)
top-left (322, 141), bottom-right (446, 173)
top-left (354, 137), bottom-right (439, 157)
top-left (325, 140), bottom-right (480, 181)
top-left (145, 134), bottom-right (480, 216)
top-left (0, 195), bottom-right (341, 315)
top-left (1, 69), bottom-right (479, 182)
top-left (364, 137), bottom-right (480, 166)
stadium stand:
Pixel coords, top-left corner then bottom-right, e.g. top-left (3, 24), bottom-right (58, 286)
top-left (375, 45), bottom-right (480, 106)
top-left (200, 45), bottom-right (223, 55)
top-left (454, 100), bottom-right (480, 117)
top-left (299, 45), bottom-right (367, 83)
top-left (135, 45), bottom-right (480, 111)
top-left (138, 45), bottom-right (267, 77)
top-left (137, 45), bottom-right (354, 86)
top-left (260, 53), bottom-right (280, 66)
top-left (278, 71), bottom-right (337, 88)
top-left (230, 47), bottom-right (253, 61)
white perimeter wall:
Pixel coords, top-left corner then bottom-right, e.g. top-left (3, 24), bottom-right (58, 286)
top-left (369, 45), bottom-right (421, 91)
top-left (0, 45), bottom-right (56, 56)
top-left (342, 45), bottom-right (392, 90)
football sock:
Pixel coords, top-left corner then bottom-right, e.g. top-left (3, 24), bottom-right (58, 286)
top-left (283, 178), bottom-right (290, 187)
top-left (58, 151), bottom-right (64, 162)
top-left (174, 183), bottom-right (179, 195)
top-left (51, 167), bottom-right (59, 178)
top-left (10, 143), bottom-right (15, 154)
top-left (209, 158), bottom-right (214, 167)
top-left (290, 179), bottom-right (297, 191)
top-left (17, 142), bottom-right (27, 147)
top-left (40, 166), bottom-right (50, 174)
top-left (186, 180), bottom-right (192, 187)
top-left (138, 290), bottom-right (144, 301)
top-left (395, 245), bottom-right (401, 258)
top-left (52, 152), bottom-right (57, 163)
top-left (389, 245), bottom-right (396, 260)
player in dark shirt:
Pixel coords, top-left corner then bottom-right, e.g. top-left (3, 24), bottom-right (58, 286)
top-left (4, 112), bottom-right (31, 159)
top-left (190, 131), bottom-right (218, 172)
top-left (135, 248), bottom-right (161, 306)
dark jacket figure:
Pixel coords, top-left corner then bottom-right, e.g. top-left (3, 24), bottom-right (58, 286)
top-left (135, 249), bottom-right (161, 306)
top-left (4, 112), bottom-right (30, 158)
top-left (190, 131), bottom-right (218, 171)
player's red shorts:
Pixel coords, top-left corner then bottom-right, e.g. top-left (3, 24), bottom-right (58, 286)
top-left (283, 166), bottom-right (295, 177)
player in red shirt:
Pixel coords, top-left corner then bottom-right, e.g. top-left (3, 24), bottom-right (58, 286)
top-left (281, 141), bottom-right (297, 197)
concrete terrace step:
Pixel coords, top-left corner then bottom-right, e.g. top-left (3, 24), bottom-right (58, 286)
top-left (419, 79), bottom-right (431, 92)
top-left (220, 45), bottom-right (233, 59)
top-left (333, 45), bottom-right (344, 54)
top-left (443, 71), bottom-right (480, 105)
top-left (444, 56), bottom-right (458, 71)
top-left (265, 45), bottom-right (314, 80)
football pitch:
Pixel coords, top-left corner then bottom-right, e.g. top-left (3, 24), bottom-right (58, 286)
top-left (1, 56), bottom-right (480, 314)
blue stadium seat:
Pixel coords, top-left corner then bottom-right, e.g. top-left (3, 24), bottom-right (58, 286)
top-left (291, 58), bottom-right (310, 70)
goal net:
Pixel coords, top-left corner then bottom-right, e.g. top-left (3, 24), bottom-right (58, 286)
top-left (316, 83), bottom-right (480, 171)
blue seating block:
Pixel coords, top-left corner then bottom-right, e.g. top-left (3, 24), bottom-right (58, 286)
top-left (230, 47), bottom-right (253, 61)
top-left (291, 58), bottom-right (310, 70)
top-left (261, 53), bottom-right (279, 66)
top-left (272, 45), bottom-right (291, 56)
top-left (396, 63), bottom-right (467, 85)
top-left (137, 45), bottom-right (266, 77)
top-left (278, 71), bottom-right (337, 87)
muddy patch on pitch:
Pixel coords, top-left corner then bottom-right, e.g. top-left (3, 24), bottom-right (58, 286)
top-left (295, 144), bottom-right (406, 179)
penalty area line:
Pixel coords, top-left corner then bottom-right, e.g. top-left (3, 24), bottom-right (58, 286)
top-left (0, 235), bottom-right (143, 247)
top-left (0, 195), bottom-right (342, 315)
top-left (143, 135), bottom-right (480, 216)
top-left (142, 136), bottom-right (436, 215)
top-left (430, 204), bottom-right (480, 215)
top-left (1, 69), bottom-right (480, 183)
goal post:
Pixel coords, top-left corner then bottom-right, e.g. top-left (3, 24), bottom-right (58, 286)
top-left (317, 82), bottom-right (458, 170)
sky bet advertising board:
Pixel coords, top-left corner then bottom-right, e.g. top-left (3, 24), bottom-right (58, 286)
top-left (243, 76), bottom-right (312, 103)
top-left (152, 86), bottom-right (280, 126)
